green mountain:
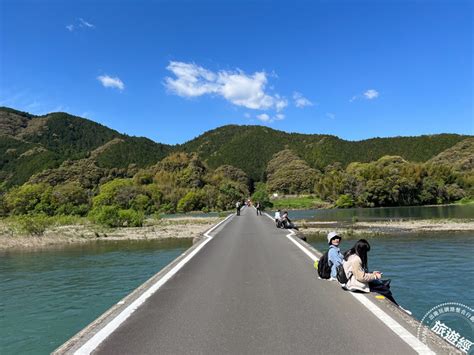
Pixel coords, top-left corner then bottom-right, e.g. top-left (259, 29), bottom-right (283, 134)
top-left (0, 107), bottom-right (470, 187)
top-left (428, 138), bottom-right (474, 172)
top-left (0, 107), bottom-right (172, 186)
top-left (179, 125), bottom-right (470, 181)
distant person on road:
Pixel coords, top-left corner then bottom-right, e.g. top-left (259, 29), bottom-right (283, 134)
top-left (236, 201), bottom-right (241, 216)
top-left (327, 231), bottom-right (343, 280)
top-left (343, 239), bottom-right (398, 305)
top-left (256, 202), bottom-right (262, 216)
top-left (274, 209), bottom-right (282, 228)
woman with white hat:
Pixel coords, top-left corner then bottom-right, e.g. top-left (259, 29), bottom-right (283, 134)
top-left (327, 231), bottom-right (343, 280)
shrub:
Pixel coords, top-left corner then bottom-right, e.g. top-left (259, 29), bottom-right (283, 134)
top-left (133, 169), bottom-right (154, 185)
top-left (51, 182), bottom-right (90, 215)
top-left (335, 194), bottom-right (355, 208)
top-left (89, 206), bottom-right (144, 227)
top-left (158, 202), bottom-right (176, 214)
top-left (177, 190), bottom-right (205, 213)
top-left (217, 181), bottom-right (243, 210)
top-left (131, 194), bottom-right (152, 212)
top-left (92, 179), bottom-right (135, 208)
top-left (4, 183), bottom-right (53, 215)
top-left (118, 209), bottom-right (144, 227)
top-left (251, 182), bottom-right (273, 209)
top-left (89, 205), bottom-right (120, 227)
top-left (14, 214), bottom-right (52, 236)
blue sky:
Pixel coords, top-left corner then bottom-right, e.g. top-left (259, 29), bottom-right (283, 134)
top-left (1, 0), bottom-right (472, 144)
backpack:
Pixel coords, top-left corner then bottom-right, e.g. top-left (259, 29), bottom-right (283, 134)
top-left (336, 264), bottom-right (349, 284)
top-left (316, 251), bottom-right (331, 279)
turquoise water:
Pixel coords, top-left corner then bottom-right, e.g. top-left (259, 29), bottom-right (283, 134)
top-left (0, 239), bottom-right (191, 354)
top-left (309, 232), bottom-right (474, 340)
top-left (284, 204), bottom-right (474, 221)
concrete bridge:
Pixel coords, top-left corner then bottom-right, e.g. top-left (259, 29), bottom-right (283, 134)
top-left (55, 207), bottom-right (457, 354)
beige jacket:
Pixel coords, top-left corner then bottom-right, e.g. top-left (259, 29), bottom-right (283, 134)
top-left (343, 254), bottom-right (377, 292)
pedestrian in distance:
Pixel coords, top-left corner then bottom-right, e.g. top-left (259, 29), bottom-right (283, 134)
top-left (256, 202), bottom-right (262, 216)
top-left (342, 239), bottom-right (398, 305)
top-left (327, 231), bottom-right (343, 281)
top-left (236, 201), bottom-right (241, 216)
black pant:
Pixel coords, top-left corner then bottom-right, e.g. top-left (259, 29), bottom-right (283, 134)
top-left (236, 208), bottom-right (240, 216)
top-left (369, 279), bottom-right (398, 305)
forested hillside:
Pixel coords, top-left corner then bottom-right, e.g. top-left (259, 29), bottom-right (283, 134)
top-left (0, 107), bottom-right (172, 186)
top-left (0, 107), bottom-right (472, 224)
top-left (180, 125), bottom-right (468, 181)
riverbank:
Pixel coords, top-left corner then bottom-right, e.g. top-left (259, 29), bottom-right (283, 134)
top-left (298, 218), bottom-right (474, 237)
top-left (0, 216), bottom-right (223, 251)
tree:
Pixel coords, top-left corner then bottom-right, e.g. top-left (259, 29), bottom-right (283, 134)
top-left (266, 150), bottom-right (319, 194)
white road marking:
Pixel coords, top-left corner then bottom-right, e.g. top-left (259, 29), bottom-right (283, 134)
top-left (264, 210), bottom-right (434, 354)
top-left (74, 214), bottom-right (234, 355)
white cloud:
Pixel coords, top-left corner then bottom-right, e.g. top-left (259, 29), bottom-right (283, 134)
top-left (350, 89), bottom-right (379, 102)
top-left (326, 113), bottom-right (336, 119)
top-left (256, 113), bottom-right (271, 122)
top-left (256, 113), bottom-right (285, 123)
top-left (275, 95), bottom-right (288, 112)
top-left (97, 75), bottom-right (125, 91)
top-left (364, 89), bottom-right (379, 99)
top-left (165, 61), bottom-right (287, 112)
top-left (293, 92), bottom-right (313, 108)
top-left (79, 18), bottom-right (95, 28)
top-left (66, 18), bottom-right (95, 32)
top-left (244, 113), bottom-right (251, 118)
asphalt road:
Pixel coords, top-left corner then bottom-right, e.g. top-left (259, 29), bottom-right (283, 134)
top-left (94, 207), bottom-right (417, 354)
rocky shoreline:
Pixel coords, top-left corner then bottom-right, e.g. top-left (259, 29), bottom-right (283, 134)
top-left (2, 216), bottom-right (472, 251)
top-left (0, 217), bottom-right (223, 251)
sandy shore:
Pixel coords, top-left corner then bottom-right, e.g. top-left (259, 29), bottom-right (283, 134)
top-left (0, 217), bottom-right (223, 251)
top-left (298, 219), bottom-right (474, 237)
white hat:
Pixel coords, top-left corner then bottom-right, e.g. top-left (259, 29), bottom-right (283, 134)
top-left (327, 231), bottom-right (340, 244)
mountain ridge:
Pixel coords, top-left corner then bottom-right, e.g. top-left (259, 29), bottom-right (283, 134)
top-left (0, 106), bottom-right (470, 186)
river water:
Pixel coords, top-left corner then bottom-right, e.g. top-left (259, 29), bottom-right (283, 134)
top-left (286, 204), bottom-right (474, 221)
top-left (1, 205), bottom-right (473, 354)
top-left (0, 239), bottom-right (191, 354)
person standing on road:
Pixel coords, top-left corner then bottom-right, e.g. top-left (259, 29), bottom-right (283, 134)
top-left (236, 201), bottom-right (241, 216)
top-left (256, 202), bottom-right (262, 216)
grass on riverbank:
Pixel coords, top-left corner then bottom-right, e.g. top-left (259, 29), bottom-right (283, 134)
top-left (456, 197), bottom-right (474, 205)
top-left (271, 195), bottom-right (329, 210)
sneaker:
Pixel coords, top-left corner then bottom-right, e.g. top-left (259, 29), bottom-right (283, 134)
top-left (329, 277), bottom-right (337, 281)
top-left (399, 306), bottom-right (412, 315)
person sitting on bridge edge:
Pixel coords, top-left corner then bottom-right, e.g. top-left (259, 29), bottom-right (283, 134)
top-left (274, 209), bottom-right (282, 228)
top-left (327, 231), bottom-right (343, 281)
top-left (342, 239), bottom-right (398, 305)
top-left (281, 211), bottom-right (299, 230)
